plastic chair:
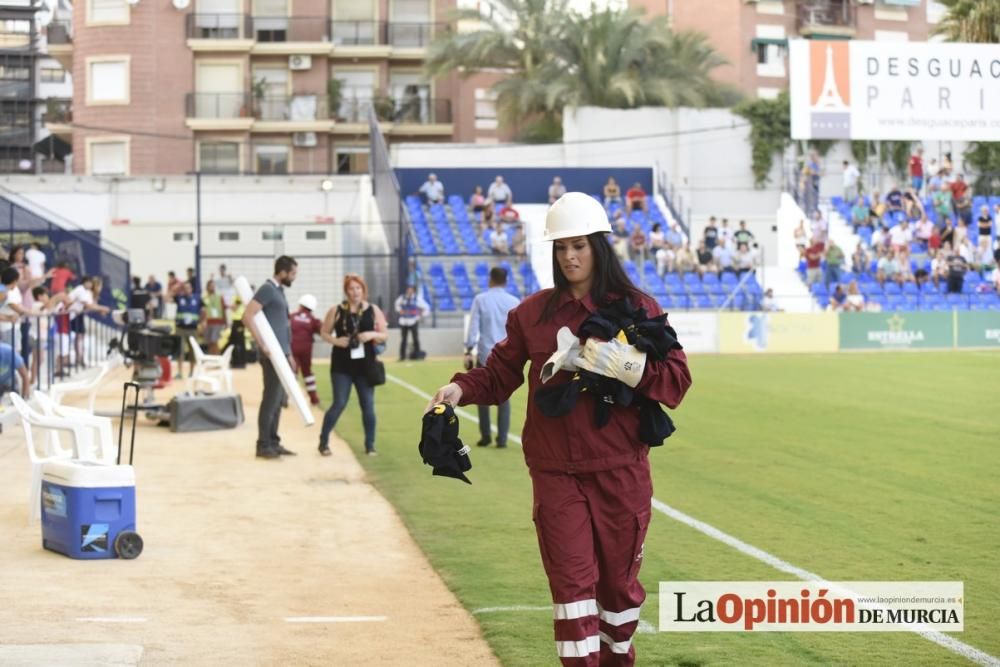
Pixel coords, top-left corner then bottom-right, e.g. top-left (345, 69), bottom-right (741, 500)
top-left (31, 391), bottom-right (116, 465)
top-left (9, 392), bottom-right (90, 523)
top-left (48, 352), bottom-right (124, 412)
top-left (188, 337), bottom-right (234, 394)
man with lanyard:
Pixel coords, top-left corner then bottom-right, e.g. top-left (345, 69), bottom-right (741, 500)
top-left (173, 281), bottom-right (203, 379)
top-left (463, 267), bottom-right (520, 448)
top-left (243, 255), bottom-right (298, 459)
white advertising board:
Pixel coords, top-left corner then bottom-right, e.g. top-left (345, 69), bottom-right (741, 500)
top-left (790, 39), bottom-right (1000, 141)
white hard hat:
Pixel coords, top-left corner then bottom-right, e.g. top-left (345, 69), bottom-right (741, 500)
top-left (298, 294), bottom-right (317, 311)
top-left (543, 192), bottom-right (612, 242)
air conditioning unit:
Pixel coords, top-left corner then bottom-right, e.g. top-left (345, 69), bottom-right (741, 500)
top-left (289, 54), bottom-right (312, 70)
top-left (293, 132), bottom-right (317, 148)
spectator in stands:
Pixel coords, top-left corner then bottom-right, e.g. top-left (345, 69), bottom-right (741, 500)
top-left (650, 223), bottom-right (670, 274)
top-left (974, 241), bottom-right (996, 273)
top-left (695, 239), bottom-right (717, 277)
top-left (896, 253), bottom-right (915, 285)
top-left (489, 222), bottom-right (510, 255)
top-left (611, 217), bottom-right (629, 262)
top-left (463, 267), bottom-right (520, 449)
top-left (548, 176), bottom-right (566, 204)
top-left (761, 288), bottom-right (780, 312)
top-left (933, 181), bottom-right (953, 224)
top-left (915, 215), bottom-right (933, 250)
top-left (801, 151), bottom-right (821, 215)
top-left (50, 260), bottom-right (75, 295)
top-left (927, 158), bottom-right (942, 190)
top-left (704, 216), bottom-right (720, 251)
top-left (977, 205), bottom-right (993, 246)
top-left (928, 223), bottom-right (942, 256)
top-left (909, 147), bottom-right (924, 194)
top-left (628, 225), bottom-right (648, 263)
top-left (951, 174), bottom-right (973, 225)
top-left (946, 250), bottom-right (969, 294)
top-left (804, 237), bottom-right (824, 285)
top-left (511, 224), bottom-right (526, 255)
top-left (889, 219), bottom-right (913, 254)
top-left (666, 222), bottom-right (684, 248)
top-left (649, 222), bottom-right (665, 250)
top-left (173, 280), bottom-right (202, 378)
top-left (603, 177), bottom-right (622, 209)
top-left (843, 160), bottom-right (860, 202)
top-left (499, 204), bottom-right (520, 223)
top-left (851, 196), bottom-right (871, 233)
top-left (851, 243), bottom-right (869, 275)
top-left (487, 175), bottom-right (513, 207)
top-left (718, 218), bottom-right (733, 246)
top-left (734, 220), bottom-right (754, 247)
top-left (824, 240), bottom-right (844, 287)
top-left (793, 219), bottom-right (807, 251)
top-left (932, 245), bottom-right (952, 289)
top-left (867, 189), bottom-right (886, 227)
top-left (713, 238), bottom-right (735, 274)
top-left (955, 219), bottom-right (970, 250)
top-left (625, 182), bottom-right (648, 214)
top-left (846, 281), bottom-right (865, 312)
top-left (903, 189), bottom-right (923, 223)
top-left (876, 248), bottom-right (902, 287)
top-left (828, 284), bottom-right (847, 311)
top-left (958, 236), bottom-right (975, 264)
top-left (68, 276), bottom-right (110, 370)
top-left (734, 242), bottom-right (755, 276)
top-left (674, 243), bottom-right (696, 275)
top-left (25, 242), bottom-right (46, 281)
top-left (0, 339), bottom-right (29, 398)
top-left (395, 284), bottom-right (431, 361)
top-left (885, 184), bottom-right (904, 213)
top-left (810, 209), bottom-right (828, 244)
top-left (940, 218), bottom-right (956, 250)
top-left (470, 185), bottom-right (487, 214)
top-left (419, 172), bottom-right (445, 205)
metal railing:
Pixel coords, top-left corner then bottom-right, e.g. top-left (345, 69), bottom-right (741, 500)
top-left (252, 16), bottom-right (329, 42)
top-left (341, 95), bottom-right (452, 124)
top-left (185, 92), bottom-right (254, 119)
top-left (46, 19), bottom-right (72, 45)
top-left (185, 13), bottom-right (252, 40)
top-left (796, 0), bottom-right (855, 31)
top-left (386, 22), bottom-right (444, 48)
top-left (255, 94), bottom-right (330, 121)
top-left (330, 20), bottom-right (381, 46)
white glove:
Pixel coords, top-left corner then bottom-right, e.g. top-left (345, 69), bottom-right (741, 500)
top-left (540, 326), bottom-right (582, 383)
top-left (572, 338), bottom-right (647, 388)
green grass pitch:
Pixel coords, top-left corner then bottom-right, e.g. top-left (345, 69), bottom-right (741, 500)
top-left (316, 351), bottom-right (1000, 666)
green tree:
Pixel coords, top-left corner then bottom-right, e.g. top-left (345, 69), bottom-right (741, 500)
top-left (425, 1), bottom-right (734, 141)
top-left (733, 91), bottom-right (791, 188)
top-left (935, 0), bottom-right (1000, 193)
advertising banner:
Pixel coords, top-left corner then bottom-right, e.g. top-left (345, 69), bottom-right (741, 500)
top-left (956, 311), bottom-right (1000, 348)
top-left (790, 40), bottom-right (1000, 140)
top-left (668, 312), bottom-right (719, 354)
top-left (839, 312), bottom-right (953, 350)
top-left (718, 312), bottom-right (838, 354)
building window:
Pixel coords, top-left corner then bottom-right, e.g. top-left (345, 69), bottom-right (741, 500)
top-left (90, 140), bottom-right (128, 175)
top-left (0, 64), bottom-right (30, 80)
top-left (199, 142), bottom-right (240, 174)
top-left (474, 88), bottom-right (497, 130)
top-left (87, 58), bottom-right (129, 104)
top-left (253, 0), bottom-right (288, 42)
top-left (219, 231), bottom-right (240, 241)
top-left (40, 66), bottom-right (66, 83)
top-left (254, 144), bottom-right (289, 174)
top-left (173, 232), bottom-right (194, 242)
top-left (334, 146), bottom-right (368, 175)
top-left (305, 230), bottom-right (327, 240)
top-left (88, 0), bottom-right (129, 24)
top-left (261, 229), bottom-right (283, 241)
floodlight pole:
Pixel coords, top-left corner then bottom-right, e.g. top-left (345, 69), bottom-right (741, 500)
top-left (195, 170), bottom-right (202, 291)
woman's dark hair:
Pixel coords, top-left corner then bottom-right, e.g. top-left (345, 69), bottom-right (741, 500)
top-left (539, 232), bottom-right (648, 322)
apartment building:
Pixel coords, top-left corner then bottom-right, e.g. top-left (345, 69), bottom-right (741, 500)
top-left (44, 0), bottom-right (506, 177)
top-left (632, 0), bottom-right (948, 99)
top-left (0, 0), bottom-right (40, 172)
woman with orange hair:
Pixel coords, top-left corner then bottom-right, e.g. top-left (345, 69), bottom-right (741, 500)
top-left (318, 274), bottom-right (388, 456)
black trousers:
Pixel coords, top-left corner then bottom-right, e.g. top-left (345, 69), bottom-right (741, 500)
top-left (400, 324), bottom-right (420, 359)
top-left (257, 356), bottom-right (286, 452)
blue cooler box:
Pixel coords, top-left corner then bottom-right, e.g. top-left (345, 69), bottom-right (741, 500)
top-left (41, 459), bottom-right (141, 560)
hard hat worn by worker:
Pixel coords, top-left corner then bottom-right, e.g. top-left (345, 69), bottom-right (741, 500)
top-left (543, 192), bottom-right (612, 241)
top-left (298, 294), bottom-right (317, 311)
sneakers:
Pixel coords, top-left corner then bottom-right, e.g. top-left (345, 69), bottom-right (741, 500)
top-left (318, 443), bottom-right (331, 457)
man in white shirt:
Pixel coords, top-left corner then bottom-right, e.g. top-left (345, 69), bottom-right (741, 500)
top-left (0, 267), bottom-right (25, 346)
top-left (25, 242), bottom-right (46, 279)
top-left (487, 175), bottom-right (513, 207)
top-left (843, 160), bottom-right (860, 202)
top-left (418, 173), bottom-right (445, 205)
top-left (889, 220), bottom-right (913, 252)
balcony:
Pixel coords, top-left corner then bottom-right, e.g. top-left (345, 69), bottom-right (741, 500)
top-left (46, 19), bottom-right (73, 68)
top-left (253, 94), bottom-right (334, 131)
top-left (796, 0), bottom-right (856, 37)
top-left (43, 98), bottom-right (73, 137)
top-left (186, 14), bottom-right (254, 50)
top-left (329, 20), bottom-right (447, 56)
top-left (185, 92), bottom-right (255, 130)
top-left (332, 95), bottom-right (452, 135)
top-left (250, 17), bottom-right (332, 54)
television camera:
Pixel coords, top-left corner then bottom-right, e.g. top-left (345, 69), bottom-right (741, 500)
top-left (109, 308), bottom-right (181, 409)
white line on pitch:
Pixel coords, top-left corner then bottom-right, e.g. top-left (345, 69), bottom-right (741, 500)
top-left (284, 616), bottom-right (387, 623)
top-left (389, 372), bottom-right (1000, 667)
top-left (76, 617), bottom-right (147, 623)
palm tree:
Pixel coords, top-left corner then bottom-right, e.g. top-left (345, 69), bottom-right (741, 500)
top-left (934, 0), bottom-right (1000, 43)
top-left (426, 1), bottom-right (733, 140)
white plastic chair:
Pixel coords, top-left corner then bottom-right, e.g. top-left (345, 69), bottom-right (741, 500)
top-left (31, 391), bottom-right (116, 465)
top-left (9, 392), bottom-right (89, 523)
top-left (48, 352), bottom-right (124, 412)
top-left (188, 336), bottom-right (233, 394)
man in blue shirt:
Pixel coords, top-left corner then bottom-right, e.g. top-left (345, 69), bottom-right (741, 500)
top-left (418, 173), bottom-right (445, 205)
top-left (463, 267), bottom-right (520, 448)
top-left (0, 341), bottom-right (29, 399)
top-left (173, 281), bottom-right (203, 379)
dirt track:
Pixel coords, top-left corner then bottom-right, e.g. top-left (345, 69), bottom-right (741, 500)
top-left (0, 366), bottom-right (500, 666)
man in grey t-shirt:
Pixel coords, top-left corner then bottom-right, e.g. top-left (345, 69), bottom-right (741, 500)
top-left (243, 255), bottom-right (298, 459)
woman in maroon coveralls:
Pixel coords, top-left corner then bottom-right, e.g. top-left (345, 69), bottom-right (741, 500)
top-left (430, 193), bottom-right (692, 666)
